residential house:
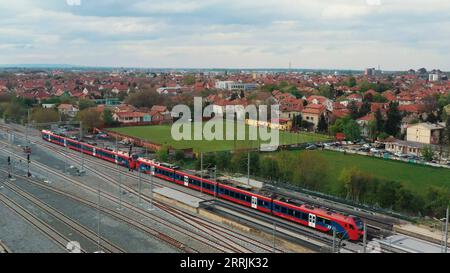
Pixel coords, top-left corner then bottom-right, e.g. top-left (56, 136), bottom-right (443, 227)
top-left (279, 97), bottom-right (304, 120)
top-left (301, 104), bottom-right (327, 130)
top-left (357, 113), bottom-right (375, 138)
top-left (306, 95), bottom-right (333, 111)
top-left (113, 112), bottom-right (149, 125)
top-left (406, 122), bottom-right (445, 145)
top-left (57, 104), bottom-right (79, 118)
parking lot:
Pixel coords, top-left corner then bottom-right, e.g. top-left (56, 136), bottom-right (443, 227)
top-left (304, 141), bottom-right (450, 169)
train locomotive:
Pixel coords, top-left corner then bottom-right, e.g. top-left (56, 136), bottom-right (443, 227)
top-left (42, 130), bottom-right (364, 241)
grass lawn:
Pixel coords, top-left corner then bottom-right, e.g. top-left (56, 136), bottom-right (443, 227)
top-left (282, 150), bottom-right (450, 195)
top-left (108, 122), bottom-right (330, 153)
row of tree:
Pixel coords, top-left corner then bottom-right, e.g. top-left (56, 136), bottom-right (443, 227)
top-left (159, 149), bottom-right (448, 217)
top-left (339, 167), bottom-right (449, 217)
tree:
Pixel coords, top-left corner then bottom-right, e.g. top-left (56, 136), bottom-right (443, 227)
top-left (376, 180), bottom-right (402, 209)
top-left (103, 108), bottom-right (116, 127)
top-left (385, 102), bottom-right (402, 136)
top-left (339, 168), bottom-right (371, 202)
top-left (174, 150), bottom-right (185, 162)
top-left (372, 93), bottom-right (388, 103)
top-left (216, 151), bottom-right (232, 171)
top-left (183, 74), bottom-right (196, 86)
top-left (76, 109), bottom-right (102, 131)
top-left (424, 186), bottom-right (450, 217)
top-left (331, 116), bottom-right (361, 141)
top-left (318, 84), bottom-right (333, 99)
top-left (294, 152), bottom-right (329, 190)
top-left (360, 101), bottom-right (371, 116)
top-left (3, 102), bottom-right (28, 123)
top-left (347, 77), bottom-right (357, 87)
top-left (78, 99), bottom-right (96, 111)
top-left (230, 152), bottom-right (248, 173)
top-left (368, 120), bottom-right (377, 140)
top-left (317, 115), bottom-right (328, 133)
top-left (445, 116), bottom-right (450, 145)
top-left (348, 101), bottom-right (360, 119)
top-left (31, 108), bottom-right (59, 124)
top-left (421, 145), bottom-right (435, 162)
top-left (343, 119), bottom-right (361, 141)
top-left (375, 109), bottom-right (385, 134)
top-left (156, 146), bottom-right (169, 162)
top-left (125, 88), bottom-right (168, 108)
top-left (259, 157), bottom-right (280, 181)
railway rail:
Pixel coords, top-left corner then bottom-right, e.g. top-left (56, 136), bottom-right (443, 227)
top-left (0, 147), bottom-right (261, 253)
top-left (0, 178), bottom-right (125, 253)
top-left (1, 123), bottom-right (400, 250)
top-left (0, 189), bottom-right (74, 253)
top-left (1, 137), bottom-right (287, 253)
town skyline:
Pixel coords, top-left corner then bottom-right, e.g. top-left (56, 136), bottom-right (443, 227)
top-left (1, 0), bottom-right (450, 70)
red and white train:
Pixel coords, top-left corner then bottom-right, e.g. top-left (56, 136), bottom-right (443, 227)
top-left (42, 130), bottom-right (364, 241)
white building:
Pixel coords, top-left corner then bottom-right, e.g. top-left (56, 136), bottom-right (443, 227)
top-left (215, 81), bottom-right (258, 91)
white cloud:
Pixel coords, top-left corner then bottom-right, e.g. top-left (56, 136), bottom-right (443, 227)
top-left (0, 0), bottom-right (449, 70)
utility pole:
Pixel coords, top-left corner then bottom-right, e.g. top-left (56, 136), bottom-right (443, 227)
top-left (247, 152), bottom-right (250, 185)
top-left (116, 136), bottom-right (122, 210)
top-left (445, 206), bottom-right (449, 253)
top-left (7, 156), bottom-right (11, 179)
top-left (149, 166), bottom-right (154, 211)
top-left (200, 152), bottom-right (203, 194)
top-left (363, 223), bottom-right (367, 253)
top-left (79, 121), bottom-right (84, 174)
top-left (138, 167), bottom-right (142, 205)
top-left (27, 154), bottom-right (31, 177)
top-left (272, 222), bottom-right (276, 253)
top-left (332, 229), bottom-right (336, 253)
top-left (97, 186), bottom-right (102, 253)
top-left (26, 108), bottom-right (30, 144)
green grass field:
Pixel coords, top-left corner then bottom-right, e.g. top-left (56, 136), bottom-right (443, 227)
top-left (283, 150), bottom-right (450, 195)
top-left (109, 122), bottom-right (330, 152)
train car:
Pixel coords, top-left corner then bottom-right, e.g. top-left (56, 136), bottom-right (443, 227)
top-left (272, 199), bottom-right (363, 240)
top-left (42, 130), bottom-right (137, 170)
top-left (42, 130), bottom-right (65, 146)
top-left (137, 158), bottom-right (175, 183)
top-left (217, 183), bottom-right (272, 213)
top-left (174, 170), bottom-right (217, 196)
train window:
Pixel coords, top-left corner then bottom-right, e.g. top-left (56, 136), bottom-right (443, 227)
top-left (301, 213), bottom-right (308, 221)
top-left (324, 219), bottom-right (331, 225)
top-left (281, 206), bottom-right (287, 214)
top-left (349, 225), bottom-right (354, 230)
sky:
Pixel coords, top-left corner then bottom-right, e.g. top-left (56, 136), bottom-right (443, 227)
top-left (0, 0), bottom-right (449, 71)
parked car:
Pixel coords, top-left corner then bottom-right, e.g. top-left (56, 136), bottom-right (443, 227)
top-left (306, 144), bottom-right (318, 150)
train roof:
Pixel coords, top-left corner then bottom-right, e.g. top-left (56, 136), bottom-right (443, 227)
top-left (43, 130), bottom-right (132, 158)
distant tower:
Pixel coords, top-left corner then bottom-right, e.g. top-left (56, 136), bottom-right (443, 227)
top-left (289, 61), bottom-right (292, 73)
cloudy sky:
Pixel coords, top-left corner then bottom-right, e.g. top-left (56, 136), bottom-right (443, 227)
top-left (0, 0), bottom-right (449, 70)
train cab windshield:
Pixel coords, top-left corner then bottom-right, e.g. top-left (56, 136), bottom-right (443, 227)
top-left (352, 217), bottom-right (364, 230)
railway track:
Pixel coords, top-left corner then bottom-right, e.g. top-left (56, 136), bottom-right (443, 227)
top-left (8, 137), bottom-right (286, 253)
top-left (1, 124), bottom-right (393, 251)
top-left (0, 241), bottom-right (12, 253)
top-left (0, 148), bottom-right (248, 253)
top-left (0, 190), bottom-right (74, 253)
top-left (2, 124), bottom-right (402, 229)
top-left (0, 170), bottom-right (199, 253)
top-left (0, 179), bottom-right (125, 253)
